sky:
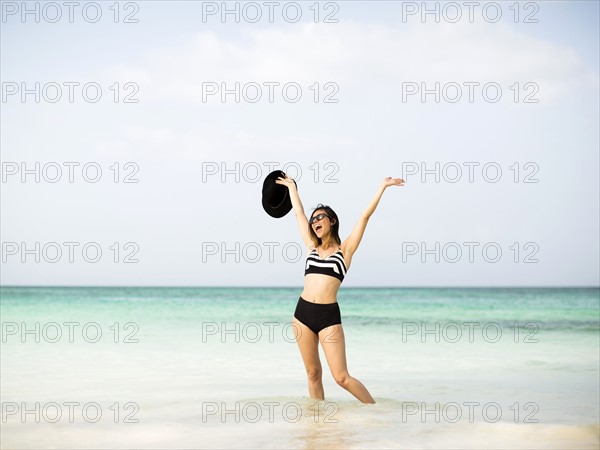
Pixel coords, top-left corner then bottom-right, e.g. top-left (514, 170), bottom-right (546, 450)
top-left (1, 0), bottom-right (598, 287)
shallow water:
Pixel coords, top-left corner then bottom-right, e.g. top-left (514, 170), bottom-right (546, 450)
top-left (1, 287), bottom-right (598, 448)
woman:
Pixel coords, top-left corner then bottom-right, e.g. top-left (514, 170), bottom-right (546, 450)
top-left (275, 174), bottom-right (405, 404)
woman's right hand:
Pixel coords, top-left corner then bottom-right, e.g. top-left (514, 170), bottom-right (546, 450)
top-left (275, 174), bottom-right (297, 190)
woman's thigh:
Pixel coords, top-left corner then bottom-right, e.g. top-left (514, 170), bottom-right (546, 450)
top-left (292, 317), bottom-right (321, 370)
top-left (318, 324), bottom-right (348, 376)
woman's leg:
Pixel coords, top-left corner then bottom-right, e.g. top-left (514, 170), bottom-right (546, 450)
top-left (292, 317), bottom-right (324, 400)
top-left (319, 324), bottom-right (375, 404)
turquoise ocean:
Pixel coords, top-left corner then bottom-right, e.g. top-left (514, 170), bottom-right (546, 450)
top-left (1, 286), bottom-right (599, 449)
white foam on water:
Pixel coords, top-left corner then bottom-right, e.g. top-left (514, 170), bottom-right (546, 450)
top-left (3, 401), bottom-right (597, 449)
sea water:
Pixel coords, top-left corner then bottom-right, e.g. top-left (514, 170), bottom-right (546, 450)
top-left (1, 286), bottom-right (598, 449)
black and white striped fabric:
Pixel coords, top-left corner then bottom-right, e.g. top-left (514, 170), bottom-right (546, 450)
top-left (304, 249), bottom-right (348, 282)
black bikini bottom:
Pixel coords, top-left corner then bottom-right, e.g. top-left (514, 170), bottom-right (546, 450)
top-left (293, 296), bottom-right (342, 335)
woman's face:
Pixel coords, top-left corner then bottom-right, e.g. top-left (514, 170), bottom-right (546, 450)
top-left (311, 209), bottom-right (333, 238)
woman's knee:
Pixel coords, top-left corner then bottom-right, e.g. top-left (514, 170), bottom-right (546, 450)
top-left (333, 372), bottom-right (350, 387)
top-left (306, 367), bottom-right (322, 382)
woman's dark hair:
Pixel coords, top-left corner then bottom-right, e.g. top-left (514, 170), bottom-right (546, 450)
top-left (308, 203), bottom-right (341, 248)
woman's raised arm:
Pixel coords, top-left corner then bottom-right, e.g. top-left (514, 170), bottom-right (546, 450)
top-left (343, 177), bottom-right (405, 256)
top-left (275, 174), bottom-right (313, 249)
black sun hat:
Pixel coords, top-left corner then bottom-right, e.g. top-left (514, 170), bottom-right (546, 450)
top-left (262, 170), bottom-right (297, 218)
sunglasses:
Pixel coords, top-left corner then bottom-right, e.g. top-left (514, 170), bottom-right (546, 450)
top-left (309, 213), bottom-right (330, 224)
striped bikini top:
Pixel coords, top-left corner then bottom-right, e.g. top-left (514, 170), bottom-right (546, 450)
top-left (304, 247), bottom-right (348, 282)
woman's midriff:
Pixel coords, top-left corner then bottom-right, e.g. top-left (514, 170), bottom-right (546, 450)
top-left (301, 274), bottom-right (341, 304)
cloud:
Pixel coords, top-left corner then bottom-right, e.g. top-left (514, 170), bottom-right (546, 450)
top-left (108, 19), bottom-right (596, 104)
top-left (96, 18), bottom-right (597, 160)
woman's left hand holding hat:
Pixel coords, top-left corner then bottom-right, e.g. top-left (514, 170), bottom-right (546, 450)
top-left (275, 173), bottom-right (297, 190)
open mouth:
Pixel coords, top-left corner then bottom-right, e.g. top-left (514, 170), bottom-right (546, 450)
top-left (315, 225), bottom-right (323, 232)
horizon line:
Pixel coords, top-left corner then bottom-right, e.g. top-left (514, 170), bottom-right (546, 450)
top-left (1, 285), bottom-right (599, 289)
